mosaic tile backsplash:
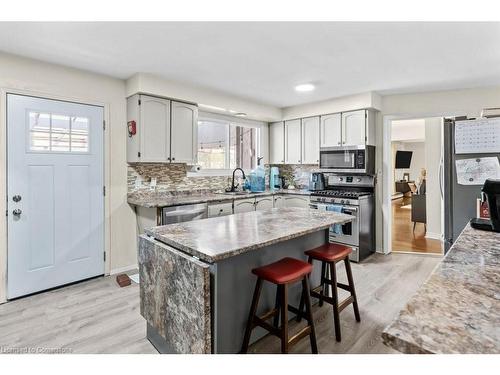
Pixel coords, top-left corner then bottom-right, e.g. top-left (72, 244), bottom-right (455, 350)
top-left (127, 163), bottom-right (319, 193)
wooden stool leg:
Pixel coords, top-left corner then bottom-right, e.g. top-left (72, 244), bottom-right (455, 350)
top-left (296, 256), bottom-right (313, 323)
top-left (329, 262), bottom-right (341, 342)
top-left (344, 258), bottom-right (361, 322)
top-left (302, 276), bottom-right (318, 354)
top-left (274, 284), bottom-right (281, 328)
top-left (319, 261), bottom-right (327, 307)
top-left (280, 284), bottom-right (289, 354)
top-left (241, 278), bottom-right (263, 353)
top-left (296, 285), bottom-right (305, 322)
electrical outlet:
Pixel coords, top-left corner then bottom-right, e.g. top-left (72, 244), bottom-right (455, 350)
top-left (150, 177), bottom-right (157, 191)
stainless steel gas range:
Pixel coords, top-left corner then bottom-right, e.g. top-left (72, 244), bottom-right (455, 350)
top-left (309, 174), bottom-right (376, 262)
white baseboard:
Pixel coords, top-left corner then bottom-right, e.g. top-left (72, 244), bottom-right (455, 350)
top-left (425, 232), bottom-right (442, 240)
top-left (110, 264), bottom-right (138, 275)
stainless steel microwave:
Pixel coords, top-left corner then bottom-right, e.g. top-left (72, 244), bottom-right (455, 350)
top-left (319, 145), bottom-right (375, 174)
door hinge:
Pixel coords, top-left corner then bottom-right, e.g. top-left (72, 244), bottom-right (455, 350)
top-left (5, 210), bottom-right (7, 217)
top-left (103, 120), bottom-right (106, 130)
top-left (104, 252), bottom-right (106, 262)
top-left (138, 151), bottom-right (141, 158)
top-left (138, 99), bottom-right (141, 106)
top-left (103, 186), bottom-right (106, 196)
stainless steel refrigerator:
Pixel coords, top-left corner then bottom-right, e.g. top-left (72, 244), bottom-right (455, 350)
top-left (442, 118), bottom-right (500, 252)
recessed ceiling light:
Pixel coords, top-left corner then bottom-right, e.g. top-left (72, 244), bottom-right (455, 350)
top-left (295, 83), bottom-right (315, 92)
top-left (234, 113), bottom-right (247, 117)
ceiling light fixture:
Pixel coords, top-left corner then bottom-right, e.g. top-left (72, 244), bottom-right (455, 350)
top-left (295, 83), bottom-right (315, 92)
top-left (234, 113), bottom-right (247, 118)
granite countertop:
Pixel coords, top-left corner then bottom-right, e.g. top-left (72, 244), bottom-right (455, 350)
top-left (127, 189), bottom-right (311, 208)
top-left (145, 207), bottom-right (353, 263)
top-left (382, 224), bottom-right (500, 354)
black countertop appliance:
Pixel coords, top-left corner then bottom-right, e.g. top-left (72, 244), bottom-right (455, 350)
top-left (470, 179), bottom-right (500, 232)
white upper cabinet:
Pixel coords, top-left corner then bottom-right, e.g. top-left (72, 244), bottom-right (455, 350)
top-left (342, 110), bottom-right (366, 146)
top-left (171, 101), bottom-right (198, 164)
top-left (127, 94), bottom-right (198, 163)
top-left (301, 116), bottom-right (320, 164)
top-left (269, 121), bottom-right (285, 164)
top-left (139, 95), bottom-right (171, 162)
top-left (320, 113), bottom-right (342, 147)
top-left (284, 119), bottom-right (302, 164)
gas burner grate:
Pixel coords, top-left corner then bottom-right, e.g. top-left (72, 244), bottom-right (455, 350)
top-left (311, 190), bottom-right (372, 199)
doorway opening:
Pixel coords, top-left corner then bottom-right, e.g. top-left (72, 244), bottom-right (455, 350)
top-left (389, 117), bottom-right (444, 254)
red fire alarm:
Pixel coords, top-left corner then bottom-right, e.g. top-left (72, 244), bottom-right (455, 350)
top-left (127, 120), bottom-right (136, 137)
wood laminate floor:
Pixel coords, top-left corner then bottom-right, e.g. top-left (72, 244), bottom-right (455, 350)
top-left (391, 197), bottom-right (443, 254)
top-left (0, 253), bottom-right (440, 354)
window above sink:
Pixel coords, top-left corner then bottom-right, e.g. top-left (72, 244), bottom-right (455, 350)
top-left (193, 112), bottom-right (265, 176)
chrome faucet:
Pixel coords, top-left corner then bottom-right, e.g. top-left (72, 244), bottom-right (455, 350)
top-left (227, 168), bottom-right (246, 192)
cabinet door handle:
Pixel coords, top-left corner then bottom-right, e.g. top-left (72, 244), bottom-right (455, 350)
top-left (172, 157), bottom-right (175, 161)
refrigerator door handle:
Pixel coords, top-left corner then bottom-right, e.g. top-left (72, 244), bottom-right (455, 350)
top-left (439, 155), bottom-right (444, 199)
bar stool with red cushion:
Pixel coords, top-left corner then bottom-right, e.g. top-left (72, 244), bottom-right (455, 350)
top-left (240, 257), bottom-right (318, 354)
top-left (297, 243), bottom-right (360, 342)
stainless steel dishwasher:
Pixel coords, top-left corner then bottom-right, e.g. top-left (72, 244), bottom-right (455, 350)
top-left (160, 203), bottom-right (208, 225)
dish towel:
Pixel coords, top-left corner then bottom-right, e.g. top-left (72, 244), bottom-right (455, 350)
top-left (326, 204), bottom-right (343, 234)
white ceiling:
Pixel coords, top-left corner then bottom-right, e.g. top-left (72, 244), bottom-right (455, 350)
top-left (0, 22), bottom-right (499, 108)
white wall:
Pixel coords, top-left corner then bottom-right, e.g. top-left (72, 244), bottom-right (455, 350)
top-left (126, 73), bottom-right (282, 122)
top-left (382, 86), bottom-right (500, 118)
top-left (379, 86), bottom-right (500, 253)
top-left (281, 91), bottom-right (381, 120)
top-left (0, 52), bottom-right (135, 301)
top-left (391, 119), bottom-right (425, 142)
top-left (392, 141), bottom-right (425, 183)
top-left (424, 118), bottom-right (443, 239)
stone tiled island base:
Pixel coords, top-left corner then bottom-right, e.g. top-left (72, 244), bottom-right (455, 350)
top-left (138, 230), bottom-right (328, 353)
top-left (139, 236), bottom-right (212, 353)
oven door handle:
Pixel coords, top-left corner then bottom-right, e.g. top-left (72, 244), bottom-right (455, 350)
top-left (342, 207), bottom-right (358, 213)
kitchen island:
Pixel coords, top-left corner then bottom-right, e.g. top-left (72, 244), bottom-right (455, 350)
top-left (382, 224), bottom-right (500, 354)
top-left (138, 207), bottom-right (353, 354)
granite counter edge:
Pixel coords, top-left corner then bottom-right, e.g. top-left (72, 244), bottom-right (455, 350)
top-left (145, 216), bottom-right (353, 263)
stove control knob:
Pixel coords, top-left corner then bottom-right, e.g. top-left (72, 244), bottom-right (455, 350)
top-left (357, 178), bottom-right (362, 182)
top-left (339, 177), bottom-right (343, 181)
top-left (340, 199), bottom-right (345, 204)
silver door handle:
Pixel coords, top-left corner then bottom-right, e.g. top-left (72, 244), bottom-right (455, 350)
top-left (439, 156), bottom-right (444, 199)
top-left (13, 209), bottom-right (22, 216)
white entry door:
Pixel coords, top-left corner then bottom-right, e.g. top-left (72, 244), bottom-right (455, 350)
top-left (7, 94), bottom-right (104, 298)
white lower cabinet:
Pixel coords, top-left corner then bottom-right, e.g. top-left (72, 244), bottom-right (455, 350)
top-left (283, 196), bottom-right (309, 208)
top-left (233, 198), bottom-right (256, 213)
top-left (273, 195), bottom-right (285, 208)
top-left (208, 202), bottom-right (233, 217)
top-left (255, 197), bottom-right (273, 211)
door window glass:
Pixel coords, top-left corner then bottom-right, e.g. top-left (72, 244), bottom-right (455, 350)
top-left (28, 112), bottom-right (89, 153)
